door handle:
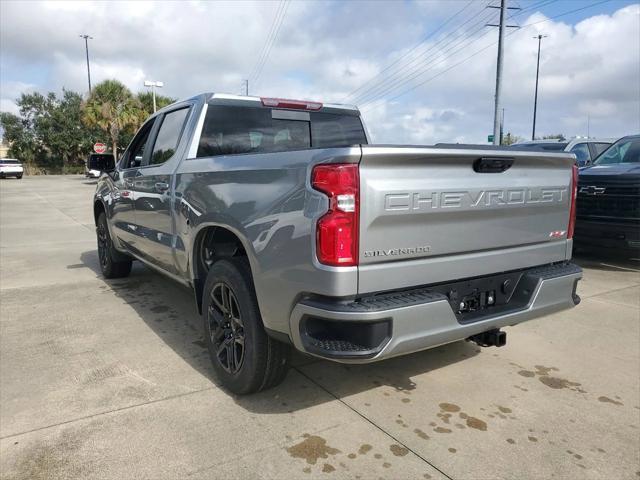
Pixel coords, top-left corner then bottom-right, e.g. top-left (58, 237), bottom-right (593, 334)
top-left (155, 182), bottom-right (170, 192)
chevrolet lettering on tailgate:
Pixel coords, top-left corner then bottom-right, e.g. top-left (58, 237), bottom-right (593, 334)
top-left (385, 187), bottom-right (567, 211)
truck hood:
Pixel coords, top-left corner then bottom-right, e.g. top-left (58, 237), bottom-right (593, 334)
top-left (579, 163), bottom-right (640, 177)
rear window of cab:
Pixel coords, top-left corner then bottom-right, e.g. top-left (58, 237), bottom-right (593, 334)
top-left (197, 105), bottom-right (367, 157)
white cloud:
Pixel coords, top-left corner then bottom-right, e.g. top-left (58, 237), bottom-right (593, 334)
top-left (1, 1), bottom-right (638, 143)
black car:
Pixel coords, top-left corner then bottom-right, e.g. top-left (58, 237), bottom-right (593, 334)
top-left (85, 153), bottom-right (115, 178)
top-left (574, 135), bottom-right (640, 256)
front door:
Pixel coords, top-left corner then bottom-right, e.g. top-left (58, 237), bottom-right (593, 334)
top-left (110, 118), bottom-right (156, 251)
top-left (130, 105), bottom-right (191, 274)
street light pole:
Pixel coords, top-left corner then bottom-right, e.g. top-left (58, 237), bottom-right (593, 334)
top-left (79, 34), bottom-right (93, 93)
top-left (144, 80), bottom-right (164, 112)
top-left (532, 34), bottom-right (548, 141)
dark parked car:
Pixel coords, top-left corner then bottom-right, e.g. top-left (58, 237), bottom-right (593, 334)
top-left (575, 135), bottom-right (640, 256)
top-left (86, 153), bottom-right (115, 178)
top-left (510, 138), bottom-right (615, 167)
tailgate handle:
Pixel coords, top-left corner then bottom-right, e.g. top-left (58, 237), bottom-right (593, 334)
top-left (474, 157), bottom-right (514, 173)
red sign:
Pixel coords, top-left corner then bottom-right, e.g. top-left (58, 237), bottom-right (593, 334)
top-left (94, 143), bottom-right (107, 154)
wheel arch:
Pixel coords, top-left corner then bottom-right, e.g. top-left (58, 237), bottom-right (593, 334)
top-left (191, 223), bottom-right (256, 315)
top-left (93, 199), bottom-right (106, 225)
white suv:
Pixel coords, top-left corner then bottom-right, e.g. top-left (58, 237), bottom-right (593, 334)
top-left (0, 159), bottom-right (24, 179)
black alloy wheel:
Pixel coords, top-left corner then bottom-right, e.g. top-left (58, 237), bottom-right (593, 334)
top-left (97, 220), bottom-right (110, 270)
top-left (208, 282), bottom-right (245, 374)
top-left (96, 212), bottom-right (132, 279)
top-left (201, 258), bottom-right (290, 394)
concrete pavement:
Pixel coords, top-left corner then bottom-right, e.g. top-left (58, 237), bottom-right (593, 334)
top-left (1, 176), bottom-right (638, 480)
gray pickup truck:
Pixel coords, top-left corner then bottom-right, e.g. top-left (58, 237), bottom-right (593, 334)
top-left (94, 93), bottom-right (582, 394)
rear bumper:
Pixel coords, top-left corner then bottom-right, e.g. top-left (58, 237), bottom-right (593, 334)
top-left (289, 262), bottom-right (582, 363)
top-left (575, 218), bottom-right (640, 252)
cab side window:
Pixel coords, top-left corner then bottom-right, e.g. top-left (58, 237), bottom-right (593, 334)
top-left (149, 107), bottom-right (190, 166)
top-left (121, 119), bottom-right (155, 170)
top-left (570, 143), bottom-right (591, 166)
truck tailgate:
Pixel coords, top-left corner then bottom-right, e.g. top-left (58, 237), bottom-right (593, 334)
top-left (358, 146), bottom-right (575, 293)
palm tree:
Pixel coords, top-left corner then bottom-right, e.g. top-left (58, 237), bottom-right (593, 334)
top-left (137, 91), bottom-right (176, 117)
top-left (82, 80), bottom-right (145, 162)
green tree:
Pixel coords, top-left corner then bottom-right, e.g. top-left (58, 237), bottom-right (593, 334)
top-left (137, 91), bottom-right (176, 117)
top-left (0, 112), bottom-right (41, 163)
top-left (9, 90), bottom-right (99, 172)
top-left (82, 80), bottom-right (145, 162)
top-left (542, 133), bottom-right (566, 141)
top-left (502, 132), bottom-right (524, 146)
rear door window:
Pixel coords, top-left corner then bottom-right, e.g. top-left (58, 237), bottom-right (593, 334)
top-left (197, 105), bottom-right (366, 157)
top-left (148, 107), bottom-right (190, 166)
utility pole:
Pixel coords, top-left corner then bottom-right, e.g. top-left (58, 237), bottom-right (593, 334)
top-left (487, 1), bottom-right (519, 145)
top-left (532, 34), bottom-right (548, 140)
top-left (242, 79), bottom-right (249, 96)
top-left (79, 34), bottom-right (93, 94)
top-left (144, 80), bottom-right (164, 112)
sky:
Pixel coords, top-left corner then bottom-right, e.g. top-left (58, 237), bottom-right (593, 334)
top-left (1, 0), bottom-right (639, 144)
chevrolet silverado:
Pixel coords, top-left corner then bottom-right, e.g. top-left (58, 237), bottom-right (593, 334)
top-left (93, 93), bottom-right (582, 394)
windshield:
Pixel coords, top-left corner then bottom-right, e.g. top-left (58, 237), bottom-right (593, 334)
top-left (594, 138), bottom-right (640, 165)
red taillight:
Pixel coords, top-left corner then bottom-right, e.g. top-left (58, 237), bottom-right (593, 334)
top-left (568, 164), bottom-right (578, 239)
top-left (312, 164), bottom-right (359, 266)
top-left (261, 97), bottom-right (323, 110)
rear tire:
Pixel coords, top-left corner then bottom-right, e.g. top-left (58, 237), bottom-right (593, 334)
top-left (16, 174), bottom-right (22, 179)
top-left (202, 258), bottom-right (290, 394)
top-left (96, 212), bottom-right (132, 279)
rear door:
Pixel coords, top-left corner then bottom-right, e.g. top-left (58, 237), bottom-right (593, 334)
top-left (357, 146), bottom-right (574, 293)
top-left (130, 105), bottom-right (191, 273)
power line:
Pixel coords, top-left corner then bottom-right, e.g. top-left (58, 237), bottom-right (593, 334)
top-left (342, 0), bottom-right (477, 102)
top-left (357, 15), bottom-right (496, 107)
top-left (361, 35), bottom-right (499, 112)
top-left (343, 0), bottom-right (557, 103)
top-left (351, 8), bottom-right (497, 106)
top-left (249, 0), bottom-right (284, 82)
top-left (251, 0), bottom-right (290, 91)
top-left (350, 0), bottom-right (555, 107)
top-left (361, 0), bottom-right (611, 113)
top-left (348, 5), bottom-right (494, 104)
top-left (248, 1), bottom-right (286, 89)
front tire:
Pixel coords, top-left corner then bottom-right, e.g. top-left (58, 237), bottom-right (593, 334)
top-left (16, 174), bottom-right (23, 179)
top-left (96, 212), bottom-right (132, 279)
top-left (202, 258), bottom-right (290, 394)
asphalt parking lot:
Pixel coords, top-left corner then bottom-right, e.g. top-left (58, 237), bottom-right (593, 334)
top-left (1, 175), bottom-right (639, 480)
